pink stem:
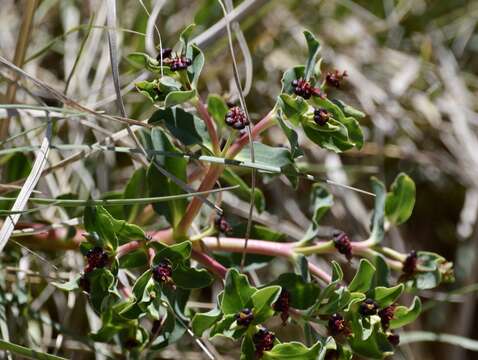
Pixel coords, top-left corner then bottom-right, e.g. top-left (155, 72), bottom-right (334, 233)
top-left (116, 240), bottom-right (142, 257)
top-left (196, 99), bottom-right (220, 154)
top-left (200, 236), bottom-right (294, 258)
top-left (192, 249), bottom-right (227, 278)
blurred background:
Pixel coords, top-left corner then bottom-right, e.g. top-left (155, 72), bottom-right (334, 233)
top-left (1, 0), bottom-right (478, 359)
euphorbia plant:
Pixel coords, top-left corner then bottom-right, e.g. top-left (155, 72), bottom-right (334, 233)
top-left (52, 27), bottom-right (454, 359)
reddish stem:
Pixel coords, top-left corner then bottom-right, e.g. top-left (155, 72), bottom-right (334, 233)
top-left (175, 164), bottom-right (223, 238)
top-left (192, 249), bottom-right (227, 278)
top-left (196, 99), bottom-right (220, 154)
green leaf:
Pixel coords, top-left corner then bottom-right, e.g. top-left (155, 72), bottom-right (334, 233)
top-left (281, 66), bottom-right (305, 94)
top-left (385, 173), bottom-right (416, 225)
top-left (251, 286), bottom-right (281, 323)
top-left (191, 308), bottom-right (222, 336)
top-left (88, 268), bottom-right (119, 312)
top-left (221, 269), bottom-right (256, 314)
top-left (270, 273), bottom-right (320, 309)
top-left (303, 30), bottom-right (321, 81)
top-left (301, 185), bottom-right (333, 243)
top-left (277, 113), bottom-right (303, 158)
top-left (294, 254), bottom-right (310, 282)
top-left (349, 318), bottom-right (393, 359)
top-left (332, 99), bottom-right (366, 119)
top-left (152, 241), bottom-right (192, 264)
top-left (370, 178), bottom-right (386, 244)
top-left (179, 23), bottom-right (196, 51)
top-left (147, 128), bottom-right (187, 226)
top-left (263, 341), bottom-right (322, 360)
top-left (119, 249), bottom-right (148, 269)
top-left (207, 94), bottom-right (229, 128)
top-left (83, 206), bottom-right (118, 250)
top-left (172, 264), bottom-right (213, 289)
top-left (164, 89), bottom-right (197, 107)
top-left (221, 168), bottom-right (265, 213)
top-left (52, 275), bottom-right (81, 292)
top-left (123, 167), bottom-right (147, 222)
top-left (348, 259), bottom-right (376, 293)
top-left (390, 296), bottom-right (422, 329)
top-left (302, 120), bottom-right (354, 153)
top-left (373, 284), bottom-right (404, 308)
top-left (127, 52), bottom-right (172, 74)
top-left (187, 44), bottom-right (204, 88)
top-left (149, 107), bottom-right (209, 147)
top-left (241, 335), bottom-right (256, 360)
top-left (278, 94), bottom-right (309, 126)
top-left (132, 269), bottom-right (153, 301)
top-left (236, 142), bottom-right (295, 174)
top-left (135, 79), bottom-right (161, 102)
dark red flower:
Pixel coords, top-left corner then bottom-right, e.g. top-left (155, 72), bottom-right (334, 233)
top-left (152, 261), bottom-right (175, 288)
top-left (333, 232), bottom-right (352, 261)
top-left (291, 78), bottom-right (324, 99)
top-left (402, 250), bottom-right (418, 275)
top-left (359, 298), bottom-right (379, 316)
top-left (225, 106), bottom-right (249, 130)
top-left (235, 308), bottom-right (254, 326)
top-left (169, 56), bottom-right (192, 71)
top-left (84, 247), bottom-right (109, 273)
top-left (328, 313), bottom-right (349, 336)
top-left (314, 108), bottom-right (330, 126)
top-left (156, 47), bottom-right (173, 61)
top-left (325, 70), bottom-right (347, 88)
top-left (253, 327), bottom-right (275, 357)
top-left (388, 332), bottom-right (400, 346)
top-left (273, 289), bottom-right (290, 325)
top-left (378, 305), bottom-right (396, 330)
top-left (215, 215), bottom-right (232, 234)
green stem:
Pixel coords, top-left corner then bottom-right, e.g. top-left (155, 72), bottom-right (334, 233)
top-left (0, 186), bottom-right (238, 207)
top-left (0, 339), bottom-right (67, 360)
top-left (293, 240), bottom-right (335, 256)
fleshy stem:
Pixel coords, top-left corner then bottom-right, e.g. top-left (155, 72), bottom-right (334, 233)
top-left (174, 109), bottom-right (276, 239)
top-left (195, 98), bottom-right (220, 155)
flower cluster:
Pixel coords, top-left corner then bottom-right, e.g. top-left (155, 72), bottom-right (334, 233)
top-left (152, 260), bottom-right (175, 288)
top-left (156, 47), bottom-right (192, 71)
top-left (253, 327), bottom-right (275, 357)
top-left (273, 289), bottom-right (290, 325)
top-left (225, 106), bottom-right (249, 130)
top-left (235, 308), bottom-right (254, 326)
top-left (325, 70), bottom-right (347, 88)
top-left (333, 232), bottom-right (352, 261)
top-left (291, 78), bottom-right (324, 99)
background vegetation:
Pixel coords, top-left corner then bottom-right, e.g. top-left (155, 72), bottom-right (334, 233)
top-left (0, 0), bottom-right (477, 358)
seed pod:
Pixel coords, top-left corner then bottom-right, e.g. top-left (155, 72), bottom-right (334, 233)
top-left (235, 308), bottom-right (254, 326)
top-left (314, 108), bottom-right (330, 126)
top-left (333, 232), bottom-right (352, 261)
top-left (359, 298), bottom-right (379, 316)
top-left (225, 106), bottom-right (249, 130)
